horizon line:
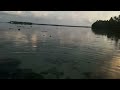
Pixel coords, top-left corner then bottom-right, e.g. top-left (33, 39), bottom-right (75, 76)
top-left (0, 21), bottom-right (91, 28)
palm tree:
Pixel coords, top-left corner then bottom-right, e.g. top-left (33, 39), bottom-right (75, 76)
top-left (114, 16), bottom-right (119, 22)
top-left (109, 17), bottom-right (114, 22)
top-left (118, 15), bottom-right (120, 22)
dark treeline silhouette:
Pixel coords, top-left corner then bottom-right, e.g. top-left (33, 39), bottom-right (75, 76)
top-left (92, 15), bottom-right (120, 42)
top-left (92, 15), bottom-right (120, 29)
top-left (92, 15), bottom-right (120, 48)
top-left (9, 21), bottom-right (32, 25)
top-left (8, 21), bottom-right (90, 28)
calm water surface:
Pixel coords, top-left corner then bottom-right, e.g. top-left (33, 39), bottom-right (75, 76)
top-left (0, 23), bottom-right (120, 79)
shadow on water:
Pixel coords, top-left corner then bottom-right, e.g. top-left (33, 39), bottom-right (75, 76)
top-left (0, 58), bottom-right (106, 79)
top-left (0, 58), bottom-right (68, 79)
top-left (0, 58), bottom-right (101, 79)
top-left (92, 28), bottom-right (120, 48)
top-left (0, 58), bottom-right (44, 79)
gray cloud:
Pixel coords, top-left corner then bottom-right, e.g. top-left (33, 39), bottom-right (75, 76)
top-left (1, 11), bottom-right (120, 26)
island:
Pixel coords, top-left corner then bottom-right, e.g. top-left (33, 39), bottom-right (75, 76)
top-left (9, 21), bottom-right (33, 25)
top-left (8, 21), bottom-right (91, 28)
top-left (91, 15), bottom-right (120, 44)
top-left (92, 15), bottom-right (120, 29)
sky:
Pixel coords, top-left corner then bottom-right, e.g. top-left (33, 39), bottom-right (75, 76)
top-left (0, 11), bottom-right (120, 26)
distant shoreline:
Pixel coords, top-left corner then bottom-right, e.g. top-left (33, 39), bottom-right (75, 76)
top-left (6, 21), bottom-right (91, 28)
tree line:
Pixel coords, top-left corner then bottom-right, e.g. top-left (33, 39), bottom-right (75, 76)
top-left (92, 15), bottom-right (120, 29)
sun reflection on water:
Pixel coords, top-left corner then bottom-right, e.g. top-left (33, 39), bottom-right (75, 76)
top-left (31, 34), bottom-right (38, 48)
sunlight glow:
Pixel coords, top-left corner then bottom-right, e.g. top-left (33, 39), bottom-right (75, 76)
top-left (31, 34), bottom-right (37, 48)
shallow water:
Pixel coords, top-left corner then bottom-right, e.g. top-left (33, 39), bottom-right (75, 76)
top-left (0, 23), bottom-right (120, 79)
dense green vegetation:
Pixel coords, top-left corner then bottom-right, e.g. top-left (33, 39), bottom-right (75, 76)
top-left (92, 15), bottom-right (120, 29)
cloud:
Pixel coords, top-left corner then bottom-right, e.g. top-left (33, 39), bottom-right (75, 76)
top-left (3, 11), bottom-right (25, 16)
top-left (1, 11), bottom-right (120, 26)
top-left (30, 11), bottom-right (54, 17)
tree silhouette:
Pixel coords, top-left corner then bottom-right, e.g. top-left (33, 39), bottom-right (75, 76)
top-left (92, 15), bottom-right (120, 29)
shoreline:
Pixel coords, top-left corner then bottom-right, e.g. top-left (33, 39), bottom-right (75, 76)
top-left (6, 21), bottom-right (91, 28)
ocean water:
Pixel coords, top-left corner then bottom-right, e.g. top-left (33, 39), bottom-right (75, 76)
top-left (0, 23), bottom-right (120, 79)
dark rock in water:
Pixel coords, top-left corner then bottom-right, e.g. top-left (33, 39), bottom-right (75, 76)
top-left (18, 29), bottom-right (20, 31)
top-left (50, 35), bottom-right (52, 37)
